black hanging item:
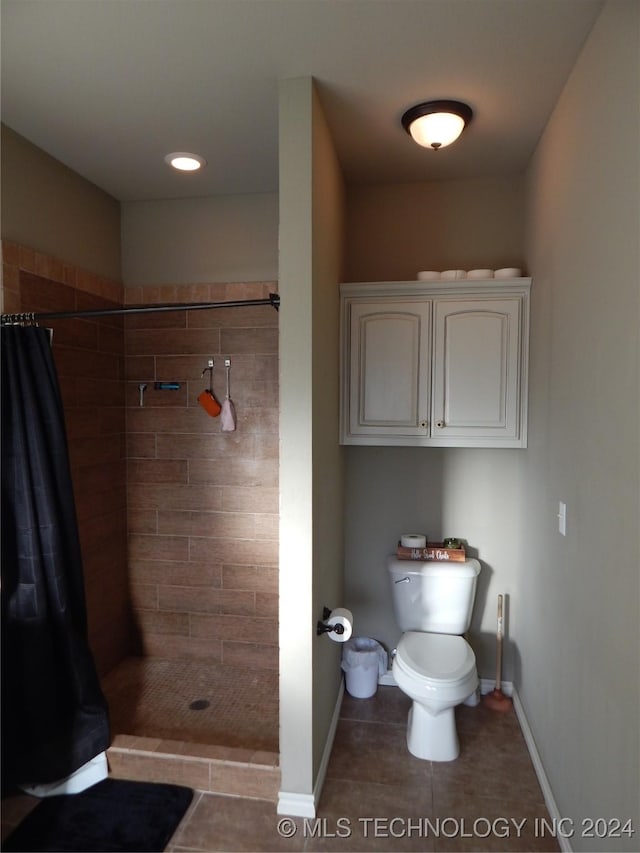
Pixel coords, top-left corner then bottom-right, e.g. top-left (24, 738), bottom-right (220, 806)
top-left (1, 326), bottom-right (110, 787)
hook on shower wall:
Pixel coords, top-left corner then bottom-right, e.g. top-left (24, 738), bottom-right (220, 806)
top-left (198, 358), bottom-right (221, 417)
top-left (221, 358), bottom-right (237, 432)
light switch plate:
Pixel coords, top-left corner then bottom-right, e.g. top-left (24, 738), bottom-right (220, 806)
top-left (558, 501), bottom-right (567, 536)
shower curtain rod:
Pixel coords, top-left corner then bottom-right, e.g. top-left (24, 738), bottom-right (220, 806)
top-left (0, 292), bottom-right (280, 324)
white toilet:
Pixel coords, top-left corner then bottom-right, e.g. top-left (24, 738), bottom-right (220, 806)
top-left (387, 556), bottom-right (481, 761)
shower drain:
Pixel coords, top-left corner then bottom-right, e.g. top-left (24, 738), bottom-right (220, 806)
top-left (188, 699), bottom-right (210, 711)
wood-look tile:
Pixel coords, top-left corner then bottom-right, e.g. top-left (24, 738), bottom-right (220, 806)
top-left (140, 634), bottom-right (222, 660)
top-left (1, 285), bottom-right (21, 313)
top-left (158, 586), bottom-right (255, 617)
top-left (156, 432), bottom-right (243, 461)
top-left (75, 376), bottom-right (124, 407)
top-left (133, 608), bottom-right (190, 636)
top-left (207, 761), bottom-right (280, 800)
top-left (157, 509), bottom-right (258, 538)
top-left (189, 536), bottom-right (278, 566)
top-left (108, 750), bottom-right (210, 790)
top-left (255, 593), bottom-right (278, 619)
top-left (19, 270), bottom-right (75, 312)
top-left (188, 457), bottom-right (278, 488)
top-left (128, 508), bottom-right (158, 535)
top-left (1, 239), bottom-right (21, 265)
top-left (222, 565), bottom-right (278, 594)
top-left (78, 509), bottom-right (127, 555)
top-left (99, 323), bottom-right (125, 354)
top-left (126, 432), bottom-right (157, 458)
top-left (125, 310), bottom-right (187, 330)
top-left (126, 328), bottom-right (221, 356)
top-left (221, 326), bottom-right (278, 354)
top-left (128, 483), bottom-right (223, 511)
top-left (221, 641), bottom-right (278, 670)
top-left (124, 355), bottom-right (156, 380)
top-left (190, 613), bottom-right (277, 645)
top-left (221, 485), bottom-right (278, 513)
top-left (129, 559), bottom-right (222, 588)
top-left (127, 459), bottom-right (188, 484)
top-left (130, 582), bottom-right (159, 610)
top-left (127, 406), bottom-right (215, 434)
top-left (69, 433), bottom-right (122, 468)
top-left (129, 533), bottom-right (189, 562)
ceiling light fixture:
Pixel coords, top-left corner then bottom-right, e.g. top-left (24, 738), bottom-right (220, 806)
top-left (401, 100), bottom-right (473, 150)
top-left (164, 152), bottom-right (207, 171)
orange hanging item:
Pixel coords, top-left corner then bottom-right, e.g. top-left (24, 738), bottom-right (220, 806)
top-left (198, 360), bottom-right (221, 417)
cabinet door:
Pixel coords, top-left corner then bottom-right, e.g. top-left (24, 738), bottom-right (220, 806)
top-left (345, 301), bottom-right (431, 440)
top-left (432, 298), bottom-right (522, 444)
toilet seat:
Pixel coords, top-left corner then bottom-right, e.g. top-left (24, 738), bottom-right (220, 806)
top-left (396, 631), bottom-right (476, 687)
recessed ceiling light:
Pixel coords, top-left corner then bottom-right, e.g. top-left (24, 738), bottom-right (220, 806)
top-left (164, 152), bottom-right (206, 171)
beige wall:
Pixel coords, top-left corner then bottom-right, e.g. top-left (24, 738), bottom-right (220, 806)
top-left (1, 125), bottom-right (121, 282)
top-left (344, 176), bottom-right (525, 282)
top-left (310, 82), bottom-right (346, 781)
top-left (520, 0), bottom-right (639, 844)
top-left (342, 176), bottom-right (529, 676)
top-left (121, 194), bottom-right (278, 285)
top-left (278, 76), bottom-right (346, 814)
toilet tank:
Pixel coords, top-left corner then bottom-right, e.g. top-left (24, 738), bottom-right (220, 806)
top-left (387, 556), bottom-right (481, 634)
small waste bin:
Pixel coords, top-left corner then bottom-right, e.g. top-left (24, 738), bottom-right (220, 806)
top-left (341, 637), bottom-right (388, 698)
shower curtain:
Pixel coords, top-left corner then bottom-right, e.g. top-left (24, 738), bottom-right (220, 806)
top-left (1, 325), bottom-right (110, 787)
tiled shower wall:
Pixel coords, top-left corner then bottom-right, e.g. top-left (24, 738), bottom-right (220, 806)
top-left (1, 240), bottom-right (131, 676)
top-left (124, 283), bottom-right (279, 669)
top-left (2, 241), bottom-right (280, 675)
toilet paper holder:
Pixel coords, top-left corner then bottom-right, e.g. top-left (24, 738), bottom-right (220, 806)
top-left (316, 606), bottom-right (345, 636)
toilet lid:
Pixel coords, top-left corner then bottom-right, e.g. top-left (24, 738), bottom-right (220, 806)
top-left (396, 632), bottom-right (475, 684)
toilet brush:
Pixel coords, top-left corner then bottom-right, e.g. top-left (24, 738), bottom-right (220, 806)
top-left (484, 594), bottom-right (513, 712)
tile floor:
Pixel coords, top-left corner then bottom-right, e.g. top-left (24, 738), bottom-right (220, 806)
top-left (101, 657), bottom-right (279, 752)
top-left (1, 684), bottom-right (561, 852)
top-left (163, 686), bottom-right (560, 852)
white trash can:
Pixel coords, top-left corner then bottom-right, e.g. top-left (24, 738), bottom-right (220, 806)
top-left (341, 637), bottom-right (388, 698)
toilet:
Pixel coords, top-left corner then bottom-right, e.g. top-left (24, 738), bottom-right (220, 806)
top-left (387, 556), bottom-right (481, 761)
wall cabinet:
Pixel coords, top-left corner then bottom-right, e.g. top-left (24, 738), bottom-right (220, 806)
top-left (340, 279), bottom-right (531, 448)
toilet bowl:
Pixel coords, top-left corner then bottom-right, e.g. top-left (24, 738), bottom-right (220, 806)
top-left (392, 631), bottom-right (478, 761)
top-left (387, 555), bottom-right (481, 762)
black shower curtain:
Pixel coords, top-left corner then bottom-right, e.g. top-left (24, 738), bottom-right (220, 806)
top-left (1, 326), bottom-right (110, 787)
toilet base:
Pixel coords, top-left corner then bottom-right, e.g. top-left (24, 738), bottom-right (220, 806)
top-left (406, 702), bottom-right (459, 762)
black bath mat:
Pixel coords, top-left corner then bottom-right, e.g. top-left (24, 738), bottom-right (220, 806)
top-left (3, 777), bottom-right (194, 852)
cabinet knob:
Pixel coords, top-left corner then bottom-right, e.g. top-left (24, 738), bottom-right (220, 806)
top-left (420, 421), bottom-right (429, 429)
top-left (436, 419), bottom-right (445, 428)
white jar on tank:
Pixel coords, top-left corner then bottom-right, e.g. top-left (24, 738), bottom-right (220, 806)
top-left (387, 556), bottom-right (481, 761)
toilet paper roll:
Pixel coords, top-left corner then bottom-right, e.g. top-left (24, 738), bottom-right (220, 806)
top-left (326, 608), bottom-right (353, 643)
top-left (401, 534), bottom-right (427, 548)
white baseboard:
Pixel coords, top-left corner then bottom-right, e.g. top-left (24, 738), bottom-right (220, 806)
top-left (277, 791), bottom-right (316, 818)
top-left (277, 679), bottom-right (345, 818)
top-left (480, 676), bottom-right (513, 696)
top-left (511, 687), bottom-right (572, 853)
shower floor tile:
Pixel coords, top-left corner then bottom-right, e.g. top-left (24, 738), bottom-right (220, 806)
top-left (101, 657), bottom-right (278, 753)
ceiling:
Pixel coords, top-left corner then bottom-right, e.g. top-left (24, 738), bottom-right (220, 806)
top-left (1, 0), bottom-right (603, 203)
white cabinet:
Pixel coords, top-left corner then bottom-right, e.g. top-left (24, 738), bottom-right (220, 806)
top-left (340, 279), bottom-right (530, 448)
